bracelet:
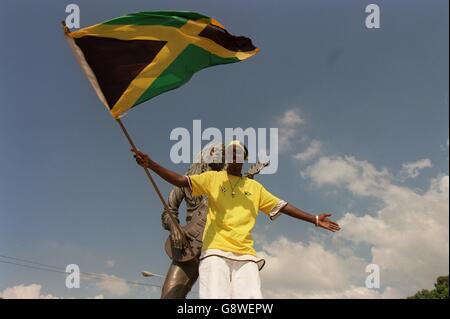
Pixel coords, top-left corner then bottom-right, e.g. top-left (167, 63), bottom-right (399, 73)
top-left (315, 215), bottom-right (319, 227)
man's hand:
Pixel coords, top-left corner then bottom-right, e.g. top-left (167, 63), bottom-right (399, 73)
top-left (168, 219), bottom-right (185, 250)
top-left (130, 149), bottom-right (189, 187)
top-left (280, 204), bottom-right (341, 233)
top-left (131, 149), bottom-right (151, 168)
top-left (317, 213), bottom-right (341, 232)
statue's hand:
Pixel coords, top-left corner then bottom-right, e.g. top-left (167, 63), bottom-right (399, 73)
top-left (168, 220), bottom-right (185, 250)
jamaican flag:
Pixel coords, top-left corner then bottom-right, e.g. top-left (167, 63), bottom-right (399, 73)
top-left (64, 11), bottom-right (259, 118)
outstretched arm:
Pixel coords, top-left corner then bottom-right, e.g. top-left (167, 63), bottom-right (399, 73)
top-left (131, 149), bottom-right (189, 188)
top-left (281, 203), bottom-right (341, 232)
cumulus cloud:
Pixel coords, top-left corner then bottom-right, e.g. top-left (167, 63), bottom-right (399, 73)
top-left (293, 140), bottom-right (322, 162)
top-left (304, 156), bottom-right (391, 197)
top-left (276, 109), bottom-right (305, 151)
top-left (0, 284), bottom-right (57, 299)
top-left (271, 155), bottom-right (449, 298)
top-left (259, 238), bottom-right (376, 298)
top-left (277, 109), bottom-right (305, 127)
top-left (258, 236), bottom-right (405, 298)
top-left (400, 159), bottom-right (433, 179)
top-left (338, 175), bottom-right (449, 293)
top-left (96, 274), bottom-right (129, 296)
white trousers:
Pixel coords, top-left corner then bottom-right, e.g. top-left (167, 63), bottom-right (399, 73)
top-left (199, 255), bottom-right (263, 299)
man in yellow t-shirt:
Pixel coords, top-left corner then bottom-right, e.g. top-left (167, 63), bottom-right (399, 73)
top-left (132, 140), bottom-right (341, 298)
top-left (187, 169), bottom-right (284, 257)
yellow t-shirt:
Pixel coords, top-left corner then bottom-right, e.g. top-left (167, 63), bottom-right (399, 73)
top-left (187, 171), bottom-right (282, 256)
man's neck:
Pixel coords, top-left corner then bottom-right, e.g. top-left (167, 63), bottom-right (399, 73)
top-left (226, 167), bottom-right (242, 177)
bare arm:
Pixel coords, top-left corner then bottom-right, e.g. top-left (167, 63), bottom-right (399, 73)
top-left (131, 149), bottom-right (189, 188)
top-left (281, 203), bottom-right (341, 232)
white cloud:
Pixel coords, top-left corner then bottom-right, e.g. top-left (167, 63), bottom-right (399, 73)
top-left (272, 156), bottom-right (449, 298)
top-left (293, 140), bottom-right (322, 162)
top-left (258, 237), bottom-right (404, 299)
top-left (277, 109), bottom-right (305, 127)
top-left (106, 260), bottom-right (115, 268)
top-left (96, 274), bottom-right (129, 296)
top-left (0, 284), bottom-right (57, 299)
top-left (259, 237), bottom-right (367, 298)
top-left (276, 109), bottom-right (305, 151)
top-left (400, 159), bottom-right (432, 179)
top-left (338, 175), bottom-right (449, 293)
top-left (263, 110), bottom-right (448, 298)
top-left (304, 156), bottom-right (390, 197)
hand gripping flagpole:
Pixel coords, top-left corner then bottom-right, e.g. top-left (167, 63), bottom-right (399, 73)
top-left (115, 118), bottom-right (197, 261)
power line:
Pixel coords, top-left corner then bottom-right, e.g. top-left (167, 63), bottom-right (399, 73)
top-left (0, 254), bottom-right (67, 272)
top-left (0, 259), bottom-right (69, 275)
top-left (0, 254), bottom-right (162, 288)
top-left (0, 253), bottom-right (200, 297)
top-left (0, 253), bottom-right (165, 279)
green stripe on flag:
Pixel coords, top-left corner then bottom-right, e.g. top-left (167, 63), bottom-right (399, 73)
top-left (103, 11), bottom-right (211, 27)
top-left (133, 44), bottom-right (239, 106)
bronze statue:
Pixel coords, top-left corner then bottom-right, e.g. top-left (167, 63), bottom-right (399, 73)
top-left (160, 144), bottom-right (225, 298)
top-left (160, 144), bottom-right (269, 298)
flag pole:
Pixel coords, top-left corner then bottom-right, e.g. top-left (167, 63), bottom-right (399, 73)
top-left (62, 22), bottom-right (196, 260)
top-left (116, 118), bottom-right (169, 209)
top-left (115, 118), bottom-right (196, 259)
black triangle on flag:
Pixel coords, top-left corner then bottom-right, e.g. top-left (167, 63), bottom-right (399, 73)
top-left (74, 36), bottom-right (167, 109)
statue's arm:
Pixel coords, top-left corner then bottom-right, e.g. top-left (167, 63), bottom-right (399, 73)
top-left (161, 186), bottom-right (185, 231)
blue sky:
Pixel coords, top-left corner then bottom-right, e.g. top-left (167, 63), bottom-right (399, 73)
top-left (0, 0), bottom-right (448, 298)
